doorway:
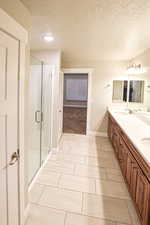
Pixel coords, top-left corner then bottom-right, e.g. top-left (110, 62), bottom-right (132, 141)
top-left (63, 73), bottom-right (88, 134)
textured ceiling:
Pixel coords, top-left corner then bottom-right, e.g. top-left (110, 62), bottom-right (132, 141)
top-left (21, 0), bottom-right (150, 61)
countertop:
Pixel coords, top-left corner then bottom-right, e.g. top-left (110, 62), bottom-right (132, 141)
top-left (108, 108), bottom-right (150, 166)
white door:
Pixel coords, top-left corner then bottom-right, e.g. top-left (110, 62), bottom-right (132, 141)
top-left (0, 30), bottom-right (19, 225)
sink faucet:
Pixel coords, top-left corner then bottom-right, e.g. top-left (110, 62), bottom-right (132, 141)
top-left (125, 108), bottom-right (133, 114)
top-left (125, 108), bottom-right (141, 114)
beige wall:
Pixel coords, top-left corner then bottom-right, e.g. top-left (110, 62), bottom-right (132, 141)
top-left (62, 59), bottom-right (129, 133)
top-left (132, 48), bottom-right (150, 66)
top-left (0, 0), bottom-right (31, 30)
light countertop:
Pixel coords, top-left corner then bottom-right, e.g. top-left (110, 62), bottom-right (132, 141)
top-left (108, 108), bottom-right (150, 166)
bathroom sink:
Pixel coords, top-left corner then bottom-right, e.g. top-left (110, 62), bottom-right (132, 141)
top-left (134, 112), bottom-right (150, 125)
top-left (141, 137), bottom-right (150, 142)
top-left (114, 111), bottom-right (130, 115)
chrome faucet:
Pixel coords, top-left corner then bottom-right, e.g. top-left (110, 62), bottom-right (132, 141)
top-left (125, 108), bottom-right (141, 114)
top-left (125, 108), bottom-right (133, 114)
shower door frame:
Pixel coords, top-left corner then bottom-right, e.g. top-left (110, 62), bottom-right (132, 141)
top-left (28, 59), bottom-right (53, 184)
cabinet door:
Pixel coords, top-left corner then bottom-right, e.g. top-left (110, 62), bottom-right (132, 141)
top-left (108, 116), bottom-right (113, 141)
top-left (118, 138), bottom-right (128, 176)
top-left (130, 161), bottom-right (139, 201)
top-left (126, 152), bottom-right (139, 199)
top-left (112, 128), bottom-right (119, 155)
top-left (136, 170), bottom-right (150, 225)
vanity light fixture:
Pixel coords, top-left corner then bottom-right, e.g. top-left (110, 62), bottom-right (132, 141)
top-left (42, 33), bottom-right (54, 42)
top-left (125, 63), bottom-right (147, 75)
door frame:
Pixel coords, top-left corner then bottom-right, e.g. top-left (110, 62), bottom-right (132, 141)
top-left (0, 8), bottom-right (28, 225)
top-left (62, 68), bottom-right (93, 135)
top-left (58, 71), bottom-right (64, 142)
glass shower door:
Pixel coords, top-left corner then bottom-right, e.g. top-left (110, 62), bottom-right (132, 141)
top-left (41, 64), bottom-right (53, 163)
top-left (28, 56), bottom-right (42, 183)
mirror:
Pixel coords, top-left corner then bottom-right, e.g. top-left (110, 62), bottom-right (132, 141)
top-left (112, 80), bottom-right (128, 102)
top-left (113, 80), bottom-right (144, 103)
top-left (129, 80), bottom-right (144, 103)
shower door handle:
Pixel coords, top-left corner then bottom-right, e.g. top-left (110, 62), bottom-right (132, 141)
top-left (41, 112), bottom-right (44, 122)
top-left (35, 110), bottom-right (41, 123)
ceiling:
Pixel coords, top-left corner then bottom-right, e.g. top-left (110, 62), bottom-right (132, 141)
top-left (21, 0), bottom-right (150, 61)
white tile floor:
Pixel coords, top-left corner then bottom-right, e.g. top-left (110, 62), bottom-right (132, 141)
top-left (26, 134), bottom-right (140, 225)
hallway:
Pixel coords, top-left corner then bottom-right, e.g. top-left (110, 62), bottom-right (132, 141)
top-left (26, 134), bottom-right (140, 225)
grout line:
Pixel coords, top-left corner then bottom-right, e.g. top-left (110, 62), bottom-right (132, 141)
top-left (94, 179), bottom-right (96, 194)
top-left (63, 212), bottom-right (68, 225)
top-left (84, 155), bottom-right (88, 165)
top-left (81, 192), bottom-right (84, 214)
top-left (35, 182), bottom-right (59, 189)
top-left (72, 164), bottom-right (76, 175)
top-left (29, 202), bottom-right (132, 225)
top-left (57, 173), bottom-right (63, 186)
top-left (125, 199), bottom-right (139, 225)
top-left (38, 166), bottom-right (124, 184)
top-left (32, 181), bottom-right (130, 200)
top-left (35, 185), bottom-right (46, 204)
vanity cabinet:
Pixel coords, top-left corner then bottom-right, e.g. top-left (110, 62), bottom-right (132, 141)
top-left (136, 169), bottom-right (150, 223)
top-left (108, 112), bottom-right (150, 225)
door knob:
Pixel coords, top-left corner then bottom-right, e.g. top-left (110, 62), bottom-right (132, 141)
top-left (9, 152), bottom-right (19, 166)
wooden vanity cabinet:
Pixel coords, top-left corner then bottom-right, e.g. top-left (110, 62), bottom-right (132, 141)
top-left (108, 112), bottom-right (150, 225)
top-left (118, 137), bottom-right (128, 176)
top-left (136, 169), bottom-right (150, 225)
top-left (126, 152), bottom-right (139, 200)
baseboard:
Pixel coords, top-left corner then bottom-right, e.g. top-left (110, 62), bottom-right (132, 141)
top-left (87, 131), bottom-right (108, 137)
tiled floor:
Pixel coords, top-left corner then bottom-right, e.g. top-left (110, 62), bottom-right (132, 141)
top-left (26, 134), bottom-right (140, 225)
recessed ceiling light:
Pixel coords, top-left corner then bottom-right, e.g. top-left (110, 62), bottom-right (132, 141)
top-left (42, 33), bottom-right (54, 42)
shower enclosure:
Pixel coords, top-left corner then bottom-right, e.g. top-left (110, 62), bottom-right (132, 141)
top-left (28, 56), bottom-right (53, 183)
